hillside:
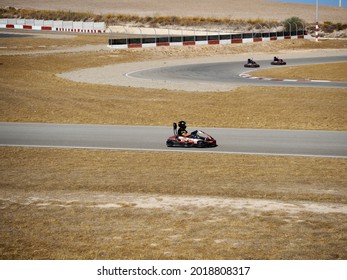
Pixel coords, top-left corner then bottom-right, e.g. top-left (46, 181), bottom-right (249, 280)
top-left (0, 0), bottom-right (346, 23)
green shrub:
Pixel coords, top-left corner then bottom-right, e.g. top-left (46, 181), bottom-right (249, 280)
top-left (282, 17), bottom-right (305, 32)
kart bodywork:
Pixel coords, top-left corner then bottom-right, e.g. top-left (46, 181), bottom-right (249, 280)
top-left (271, 60), bottom-right (286, 65)
top-left (244, 62), bottom-right (260, 68)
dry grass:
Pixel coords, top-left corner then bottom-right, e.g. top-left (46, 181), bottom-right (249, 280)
top-left (0, 7), bottom-right (279, 27)
top-left (0, 38), bottom-right (346, 130)
top-left (0, 7), bottom-right (101, 22)
top-left (0, 32), bottom-right (105, 50)
top-left (1, 199), bottom-right (346, 260)
top-left (1, 148), bottom-right (346, 203)
top-left (1, 148), bottom-right (346, 260)
top-left (0, 33), bottom-right (346, 260)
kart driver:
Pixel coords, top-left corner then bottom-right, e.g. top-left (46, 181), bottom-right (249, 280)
top-left (178, 120), bottom-right (192, 137)
top-left (247, 57), bottom-right (254, 64)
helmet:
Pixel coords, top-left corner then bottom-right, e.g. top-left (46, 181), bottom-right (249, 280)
top-left (178, 120), bottom-right (186, 129)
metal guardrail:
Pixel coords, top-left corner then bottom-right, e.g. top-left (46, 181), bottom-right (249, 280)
top-left (0, 18), bottom-right (308, 48)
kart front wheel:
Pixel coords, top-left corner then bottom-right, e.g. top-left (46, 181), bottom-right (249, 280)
top-left (197, 141), bottom-right (205, 148)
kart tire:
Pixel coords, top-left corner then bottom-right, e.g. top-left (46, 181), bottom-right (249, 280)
top-left (244, 63), bottom-right (260, 68)
top-left (271, 61), bottom-right (286, 65)
top-left (197, 141), bottom-right (205, 148)
top-left (166, 140), bottom-right (174, 147)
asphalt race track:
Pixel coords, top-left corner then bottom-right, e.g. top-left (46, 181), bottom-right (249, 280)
top-left (1, 123), bottom-right (346, 158)
top-left (128, 56), bottom-right (347, 88)
top-left (2, 54), bottom-right (347, 158)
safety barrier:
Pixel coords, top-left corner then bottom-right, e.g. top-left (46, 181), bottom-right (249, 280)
top-left (0, 18), bottom-right (106, 33)
top-left (108, 30), bottom-right (309, 49)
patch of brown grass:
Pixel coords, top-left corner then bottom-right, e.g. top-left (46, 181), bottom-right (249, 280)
top-left (0, 39), bottom-right (346, 130)
top-left (0, 32), bottom-right (106, 50)
top-left (1, 148), bottom-right (346, 202)
top-left (0, 147), bottom-right (346, 259)
top-left (1, 202), bottom-right (346, 259)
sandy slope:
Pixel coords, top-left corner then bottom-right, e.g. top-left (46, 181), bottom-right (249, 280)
top-left (0, 0), bottom-right (346, 23)
top-left (2, 190), bottom-right (347, 214)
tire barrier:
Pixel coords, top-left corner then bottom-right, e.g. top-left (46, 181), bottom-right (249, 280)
top-left (0, 19), bottom-right (106, 33)
top-left (109, 31), bottom-right (309, 49)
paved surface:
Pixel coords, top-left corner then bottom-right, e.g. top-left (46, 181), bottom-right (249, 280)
top-left (128, 56), bottom-right (347, 89)
top-left (1, 123), bottom-right (346, 158)
top-left (59, 52), bottom-right (347, 92)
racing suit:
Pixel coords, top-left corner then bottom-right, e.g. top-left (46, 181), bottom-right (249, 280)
top-left (178, 128), bottom-right (188, 137)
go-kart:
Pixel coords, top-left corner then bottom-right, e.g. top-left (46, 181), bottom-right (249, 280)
top-left (271, 59), bottom-right (286, 65)
top-left (244, 61), bottom-right (260, 68)
top-left (166, 123), bottom-right (217, 148)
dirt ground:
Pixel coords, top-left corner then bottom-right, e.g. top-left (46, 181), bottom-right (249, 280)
top-left (1, 0), bottom-right (346, 23)
top-left (1, 148), bottom-right (346, 260)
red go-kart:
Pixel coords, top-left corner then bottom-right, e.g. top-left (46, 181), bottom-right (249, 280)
top-left (166, 123), bottom-right (217, 148)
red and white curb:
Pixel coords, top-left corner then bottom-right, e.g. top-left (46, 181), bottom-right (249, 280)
top-left (239, 73), bottom-right (331, 83)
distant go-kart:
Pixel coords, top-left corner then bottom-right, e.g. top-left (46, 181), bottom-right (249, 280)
top-left (244, 61), bottom-right (260, 68)
top-left (166, 123), bottom-right (217, 148)
top-left (271, 59), bottom-right (286, 65)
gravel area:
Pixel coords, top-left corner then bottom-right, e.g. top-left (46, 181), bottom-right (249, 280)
top-left (2, 190), bottom-right (347, 215)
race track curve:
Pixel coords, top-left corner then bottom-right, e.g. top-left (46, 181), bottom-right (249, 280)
top-left (127, 55), bottom-right (347, 89)
top-left (58, 51), bottom-right (347, 92)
